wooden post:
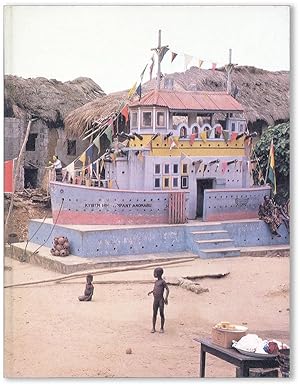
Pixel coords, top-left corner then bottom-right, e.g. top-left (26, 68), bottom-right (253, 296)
top-left (4, 118), bottom-right (37, 238)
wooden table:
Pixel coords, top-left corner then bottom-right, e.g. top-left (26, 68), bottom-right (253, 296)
top-left (194, 338), bottom-right (279, 377)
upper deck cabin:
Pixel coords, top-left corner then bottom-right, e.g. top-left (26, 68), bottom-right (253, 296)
top-left (128, 89), bottom-right (246, 138)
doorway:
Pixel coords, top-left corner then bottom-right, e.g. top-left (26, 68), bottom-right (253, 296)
top-left (196, 179), bottom-right (214, 218)
top-left (24, 167), bottom-right (38, 189)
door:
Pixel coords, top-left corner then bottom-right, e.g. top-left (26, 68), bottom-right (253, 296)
top-left (196, 179), bottom-right (214, 218)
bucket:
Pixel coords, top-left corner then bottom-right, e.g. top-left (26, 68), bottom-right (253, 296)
top-left (8, 233), bottom-right (18, 244)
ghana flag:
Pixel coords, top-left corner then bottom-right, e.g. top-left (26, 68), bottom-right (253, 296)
top-left (267, 139), bottom-right (277, 194)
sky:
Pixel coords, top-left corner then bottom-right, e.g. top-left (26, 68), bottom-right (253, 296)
top-left (3, 4), bottom-right (290, 94)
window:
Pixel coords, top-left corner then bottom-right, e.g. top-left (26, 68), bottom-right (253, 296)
top-left (142, 111), bottom-right (152, 127)
top-left (154, 177), bottom-right (161, 189)
top-left (67, 140), bottom-right (76, 156)
top-left (239, 123), bottom-right (244, 132)
top-left (157, 112), bottom-right (165, 126)
top-left (192, 126), bottom-right (199, 136)
top-left (172, 177), bottom-right (179, 188)
top-left (173, 164), bottom-right (179, 174)
top-left (181, 176), bottom-right (189, 189)
top-left (26, 133), bottom-right (38, 151)
top-left (164, 164), bottom-right (170, 174)
top-left (180, 126), bottom-right (187, 138)
top-left (182, 163), bottom-right (188, 174)
top-left (231, 122), bottom-right (236, 132)
top-left (131, 112), bottom-right (138, 128)
top-left (154, 164), bottom-right (161, 175)
top-left (163, 177), bottom-right (170, 189)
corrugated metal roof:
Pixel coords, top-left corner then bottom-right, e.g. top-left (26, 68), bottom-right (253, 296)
top-left (129, 89), bottom-right (244, 112)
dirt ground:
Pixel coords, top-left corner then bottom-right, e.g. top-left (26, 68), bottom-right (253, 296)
top-left (4, 254), bottom-right (289, 378)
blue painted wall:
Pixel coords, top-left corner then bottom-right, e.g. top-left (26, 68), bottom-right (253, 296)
top-left (28, 219), bottom-right (289, 259)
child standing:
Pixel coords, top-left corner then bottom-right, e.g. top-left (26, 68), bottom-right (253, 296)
top-left (78, 274), bottom-right (94, 301)
top-left (148, 267), bottom-right (169, 333)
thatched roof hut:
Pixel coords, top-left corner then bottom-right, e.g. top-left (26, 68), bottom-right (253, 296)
top-left (4, 75), bottom-right (105, 128)
top-left (64, 66), bottom-right (289, 137)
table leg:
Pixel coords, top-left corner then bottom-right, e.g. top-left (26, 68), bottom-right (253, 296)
top-left (200, 346), bottom-right (206, 377)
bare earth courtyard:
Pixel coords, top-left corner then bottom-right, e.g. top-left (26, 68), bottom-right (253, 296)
top-left (4, 254), bottom-right (289, 378)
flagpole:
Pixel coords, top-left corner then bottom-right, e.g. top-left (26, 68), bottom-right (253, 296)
top-left (264, 140), bottom-right (272, 184)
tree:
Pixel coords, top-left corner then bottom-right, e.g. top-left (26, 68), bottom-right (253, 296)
top-left (252, 122), bottom-right (289, 204)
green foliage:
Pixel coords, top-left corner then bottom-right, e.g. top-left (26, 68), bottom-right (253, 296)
top-left (252, 122), bottom-right (290, 203)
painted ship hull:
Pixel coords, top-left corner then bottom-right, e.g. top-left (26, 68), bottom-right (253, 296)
top-left (50, 181), bottom-right (187, 225)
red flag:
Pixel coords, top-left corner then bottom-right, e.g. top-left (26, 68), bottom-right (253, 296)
top-left (212, 62), bottom-right (217, 72)
top-left (221, 162), bottom-right (228, 174)
top-left (121, 105), bottom-right (129, 122)
top-left (230, 132), bottom-right (238, 142)
top-left (171, 52), bottom-right (178, 63)
top-left (189, 133), bottom-right (196, 146)
top-left (215, 125), bottom-right (222, 135)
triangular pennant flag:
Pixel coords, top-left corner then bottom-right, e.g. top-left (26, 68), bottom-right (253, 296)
top-left (222, 130), bottom-right (230, 143)
top-left (180, 153), bottom-right (186, 162)
top-left (189, 133), bottom-right (196, 146)
top-left (140, 64), bottom-right (148, 82)
top-left (184, 54), bottom-right (193, 70)
top-left (221, 162), bottom-right (228, 174)
top-left (198, 60), bottom-right (204, 68)
top-left (150, 55), bottom-right (155, 80)
top-left (100, 158), bottom-right (105, 173)
top-left (230, 132), bottom-right (238, 142)
top-left (202, 164), bottom-right (207, 176)
top-left (108, 180), bottom-right (113, 189)
top-left (111, 152), bottom-right (116, 164)
top-left (215, 125), bottom-right (223, 135)
top-left (171, 52), bottom-right (178, 63)
top-left (128, 82), bottom-right (137, 98)
top-left (136, 83), bottom-right (142, 100)
top-left (159, 46), bottom-right (169, 62)
top-left (207, 128), bottom-right (213, 138)
top-left (121, 105), bottom-right (129, 123)
top-left (212, 63), bottom-right (217, 72)
top-left (86, 146), bottom-right (93, 165)
top-left (170, 138), bottom-right (177, 150)
top-left (104, 125), bottom-right (113, 143)
top-left (267, 139), bottom-right (277, 194)
top-left (200, 131), bottom-right (207, 142)
top-left (79, 152), bottom-right (86, 166)
top-left (215, 162), bottom-right (220, 172)
top-left (93, 134), bottom-right (101, 154)
top-left (198, 162), bottom-right (204, 174)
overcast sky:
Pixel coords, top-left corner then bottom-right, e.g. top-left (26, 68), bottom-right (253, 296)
top-left (4, 4), bottom-right (290, 94)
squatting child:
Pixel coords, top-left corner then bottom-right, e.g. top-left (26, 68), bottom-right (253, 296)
top-left (148, 267), bottom-right (169, 333)
top-left (78, 274), bottom-right (94, 301)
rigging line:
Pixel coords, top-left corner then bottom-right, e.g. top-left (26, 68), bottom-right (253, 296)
top-left (22, 213), bottom-right (48, 258)
top-left (28, 198), bottom-right (64, 258)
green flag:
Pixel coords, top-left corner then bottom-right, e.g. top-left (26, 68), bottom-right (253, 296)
top-left (104, 124), bottom-right (113, 143)
top-left (93, 134), bottom-right (101, 154)
top-left (222, 130), bottom-right (230, 143)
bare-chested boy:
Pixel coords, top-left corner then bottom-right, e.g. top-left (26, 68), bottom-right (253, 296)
top-left (148, 267), bottom-right (169, 333)
top-left (78, 274), bottom-right (94, 301)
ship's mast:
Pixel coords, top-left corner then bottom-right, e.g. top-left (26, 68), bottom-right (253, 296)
top-left (151, 30), bottom-right (169, 90)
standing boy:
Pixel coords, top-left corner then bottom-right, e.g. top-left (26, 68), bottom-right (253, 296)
top-left (148, 267), bottom-right (169, 333)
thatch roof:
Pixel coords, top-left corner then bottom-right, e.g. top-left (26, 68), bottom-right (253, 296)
top-left (4, 75), bottom-right (105, 128)
top-left (64, 66), bottom-right (289, 137)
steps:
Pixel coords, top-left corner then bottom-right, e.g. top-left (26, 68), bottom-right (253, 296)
top-left (187, 223), bottom-right (241, 259)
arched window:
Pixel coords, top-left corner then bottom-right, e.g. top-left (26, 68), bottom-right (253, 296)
top-left (191, 124), bottom-right (200, 137)
top-left (179, 125), bottom-right (188, 138)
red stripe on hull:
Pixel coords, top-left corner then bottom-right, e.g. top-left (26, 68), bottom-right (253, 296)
top-left (53, 210), bottom-right (169, 225)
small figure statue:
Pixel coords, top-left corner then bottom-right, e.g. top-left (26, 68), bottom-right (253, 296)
top-left (78, 274), bottom-right (94, 301)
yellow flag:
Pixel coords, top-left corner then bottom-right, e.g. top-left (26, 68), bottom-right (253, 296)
top-left (128, 82), bottom-right (137, 98)
top-left (200, 131), bottom-right (207, 143)
top-left (79, 152), bottom-right (86, 166)
top-left (108, 180), bottom-right (113, 189)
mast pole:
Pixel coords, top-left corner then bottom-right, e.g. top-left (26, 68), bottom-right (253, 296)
top-left (157, 29), bottom-right (162, 90)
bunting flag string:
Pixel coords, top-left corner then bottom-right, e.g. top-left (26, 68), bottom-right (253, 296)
top-left (189, 133), bottom-right (196, 146)
top-left (184, 54), bottom-right (193, 70)
top-left (200, 130), bottom-right (207, 142)
top-left (171, 52), bottom-right (178, 63)
top-left (121, 105), bottom-right (129, 123)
